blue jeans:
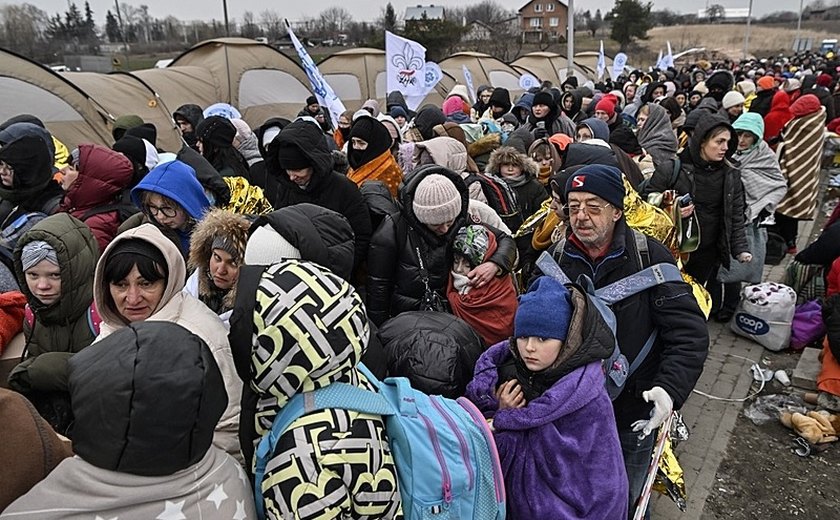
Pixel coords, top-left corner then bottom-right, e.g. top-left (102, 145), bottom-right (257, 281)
top-left (619, 425), bottom-right (656, 519)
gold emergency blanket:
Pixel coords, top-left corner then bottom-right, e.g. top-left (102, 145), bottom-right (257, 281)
top-left (653, 437), bottom-right (688, 511)
top-left (223, 176), bottom-right (273, 216)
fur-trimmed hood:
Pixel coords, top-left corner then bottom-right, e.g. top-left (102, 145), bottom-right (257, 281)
top-left (468, 133), bottom-right (501, 158)
top-left (187, 208), bottom-right (250, 311)
top-left (486, 145), bottom-right (540, 180)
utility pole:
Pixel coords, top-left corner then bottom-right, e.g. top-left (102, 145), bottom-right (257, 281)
top-left (743, 0), bottom-right (753, 59)
top-left (795, 0), bottom-right (804, 48)
top-left (222, 0), bottom-right (230, 37)
top-left (567, 0), bottom-right (575, 78)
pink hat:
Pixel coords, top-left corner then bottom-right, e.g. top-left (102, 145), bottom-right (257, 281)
top-left (442, 96), bottom-right (465, 117)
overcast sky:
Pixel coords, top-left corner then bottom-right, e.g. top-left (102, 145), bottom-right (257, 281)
top-left (35, 0), bottom-right (796, 24)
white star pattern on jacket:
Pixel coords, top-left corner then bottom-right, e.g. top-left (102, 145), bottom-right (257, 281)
top-left (206, 483), bottom-right (229, 509)
top-left (156, 500), bottom-right (186, 520)
top-left (233, 500), bottom-right (248, 520)
top-left (236, 464), bottom-right (249, 487)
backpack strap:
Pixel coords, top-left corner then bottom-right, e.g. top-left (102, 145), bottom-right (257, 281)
top-left (669, 157), bottom-right (681, 191)
top-left (537, 249), bottom-right (571, 285)
top-left (87, 302), bottom-right (101, 336)
top-left (633, 229), bottom-right (649, 268)
top-left (24, 304), bottom-right (34, 330)
top-left (253, 370), bottom-right (393, 520)
top-left (595, 263), bottom-right (683, 304)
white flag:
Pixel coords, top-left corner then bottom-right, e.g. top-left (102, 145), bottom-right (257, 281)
top-left (655, 49), bottom-right (664, 70)
top-left (596, 40), bottom-right (606, 80)
top-left (611, 52), bottom-right (628, 81)
top-left (664, 41), bottom-right (674, 69)
top-left (462, 65), bottom-right (476, 104)
top-left (285, 20), bottom-right (345, 130)
top-left (386, 31), bottom-right (428, 99)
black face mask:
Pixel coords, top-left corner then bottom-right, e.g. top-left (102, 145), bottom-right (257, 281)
top-left (182, 131), bottom-right (199, 150)
top-left (338, 126), bottom-right (350, 140)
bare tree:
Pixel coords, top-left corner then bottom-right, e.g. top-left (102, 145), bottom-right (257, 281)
top-left (259, 9), bottom-right (283, 41)
top-left (706, 4), bottom-right (726, 22)
top-left (316, 6), bottom-right (352, 38)
top-left (0, 3), bottom-right (48, 59)
top-left (450, 1), bottom-right (523, 61)
top-left (241, 10), bottom-right (259, 39)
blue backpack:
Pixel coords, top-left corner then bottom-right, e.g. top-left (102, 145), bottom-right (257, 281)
top-left (535, 230), bottom-right (684, 400)
top-left (254, 364), bottom-right (506, 520)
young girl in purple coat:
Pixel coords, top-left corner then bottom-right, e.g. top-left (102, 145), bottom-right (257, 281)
top-left (466, 276), bottom-right (628, 520)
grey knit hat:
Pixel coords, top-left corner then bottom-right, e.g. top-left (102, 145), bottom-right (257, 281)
top-left (412, 174), bottom-right (462, 225)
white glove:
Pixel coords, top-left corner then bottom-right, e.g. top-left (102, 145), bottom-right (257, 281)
top-left (631, 386), bottom-right (673, 438)
top-left (737, 252), bottom-right (753, 263)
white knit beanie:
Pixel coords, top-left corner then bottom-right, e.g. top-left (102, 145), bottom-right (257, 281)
top-left (722, 91), bottom-right (746, 109)
top-left (412, 174), bottom-right (462, 225)
top-left (244, 225), bottom-right (301, 265)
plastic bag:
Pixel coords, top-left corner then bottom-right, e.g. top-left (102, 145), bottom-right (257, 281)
top-left (790, 300), bottom-right (825, 350)
top-left (731, 282), bottom-right (797, 351)
top-left (743, 394), bottom-right (808, 425)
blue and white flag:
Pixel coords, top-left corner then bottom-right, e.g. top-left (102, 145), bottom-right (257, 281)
top-left (386, 31), bottom-right (428, 99)
top-left (519, 73), bottom-right (540, 90)
top-left (611, 52), bottom-right (628, 81)
top-left (285, 19), bottom-right (345, 130)
top-left (462, 65), bottom-right (476, 104)
top-left (663, 41), bottom-right (674, 69)
top-left (596, 40), bottom-right (606, 80)
top-left (404, 61), bottom-right (443, 111)
top-left (655, 49), bottom-right (664, 70)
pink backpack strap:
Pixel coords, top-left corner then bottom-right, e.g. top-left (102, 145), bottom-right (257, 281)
top-left (24, 304), bottom-right (34, 330)
top-left (87, 301), bottom-right (101, 336)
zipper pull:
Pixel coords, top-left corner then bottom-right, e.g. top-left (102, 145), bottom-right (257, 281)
top-left (444, 481), bottom-right (452, 503)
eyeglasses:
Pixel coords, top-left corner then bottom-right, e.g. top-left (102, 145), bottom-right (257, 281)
top-left (563, 202), bottom-right (613, 217)
top-left (145, 203), bottom-right (178, 218)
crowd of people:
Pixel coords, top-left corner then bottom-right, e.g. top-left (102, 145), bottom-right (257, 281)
top-left (0, 47), bottom-right (838, 519)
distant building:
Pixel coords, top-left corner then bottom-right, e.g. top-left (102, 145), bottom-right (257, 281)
top-left (810, 6), bottom-right (840, 20)
top-left (696, 7), bottom-right (750, 23)
top-left (405, 5), bottom-right (445, 22)
top-left (462, 20), bottom-right (494, 42)
top-left (518, 0), bottom-right (568, 44)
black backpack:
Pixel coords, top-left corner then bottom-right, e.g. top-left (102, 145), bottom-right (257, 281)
top-left (80, 202), bottom-right (140, 224)
top-left (466, 172), bottom-right (523, 232)
top-left (0, 211), bottom-right (47, 271)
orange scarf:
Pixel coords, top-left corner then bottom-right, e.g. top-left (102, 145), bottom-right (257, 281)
top-left (347, 149), bottom-right (403, 197)
top-left (446, 234), bottom-right (517, 346)
top-left (532, 210), bottom-right (562, 251)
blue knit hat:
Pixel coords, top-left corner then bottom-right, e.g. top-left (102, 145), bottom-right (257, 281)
top-left (515, 277), bottom-right (572, 341)
top-left (564, 164), bottom-right (625, 209)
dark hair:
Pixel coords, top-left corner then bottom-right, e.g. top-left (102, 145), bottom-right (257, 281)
top-left (203, 143), bottom-right (251, 178)
top-left (103, 239), bottom-right (168, 285)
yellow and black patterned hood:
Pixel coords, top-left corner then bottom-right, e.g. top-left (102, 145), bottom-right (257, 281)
top-left (244, 260), bottom-right (369, 410)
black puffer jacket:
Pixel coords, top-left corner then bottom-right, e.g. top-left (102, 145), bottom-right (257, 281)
top-left (749, 88), bottom-right (776, 118)
top-left (176, 144), bottom-right (231, 207)
top-left (248, 203), bottom-right (355, 280)
top-left (361, 180), bottom-right (399, 234)
top-left (367, 165), bottom-right (517, 326)
top-left (541, 221), bottom-right (709, 429)
top-left (68, 321), bottom-right (226, 476)
top-left (265, 119), bottom-right (372, 269)
top-left (378, 311), bottom-right (484, 398)
top-left (643, 114), bottom-right (748, 268)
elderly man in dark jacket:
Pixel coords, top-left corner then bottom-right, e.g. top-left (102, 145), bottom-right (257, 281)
top-left (538, 164), bottom-right (709, 519)
top-left (264, 118), bottom-right (372, 270)
top-left (367, 165), bottom-right (517, 326)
